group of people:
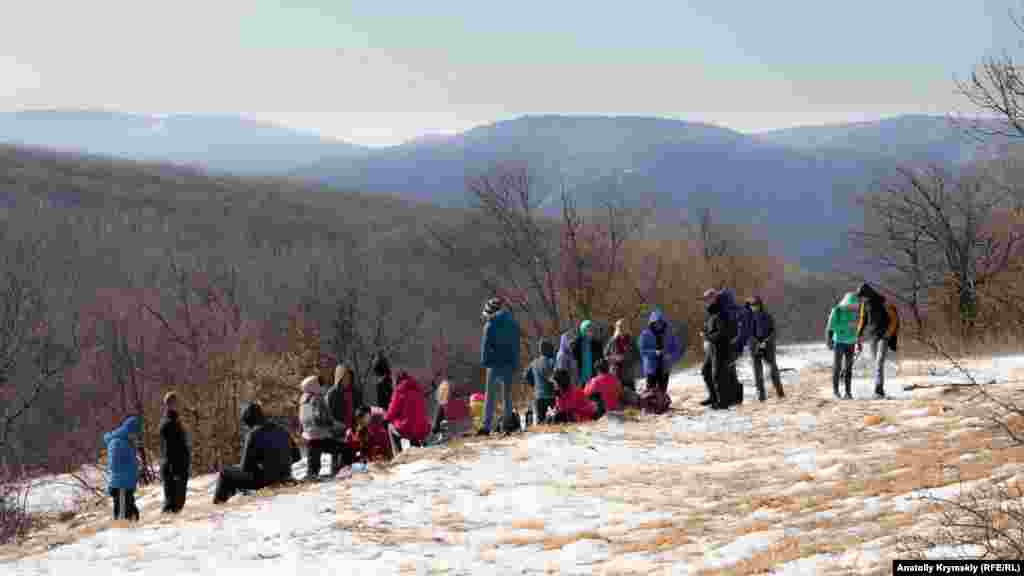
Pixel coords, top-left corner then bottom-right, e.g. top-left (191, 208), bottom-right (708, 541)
top-left (101, 283), bottom-right (899, 520)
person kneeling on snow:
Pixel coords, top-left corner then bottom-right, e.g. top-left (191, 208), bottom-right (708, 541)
top-left (551, 368), bottom-right (597, 423)
top-left (104, 415), bottom-right (142, 521)
top-left (431, 380), bottom-right (472, 438)
top-left (299, 375), bottom-right (354, 480)
top-left (584, 357), bottom-right (622, 419)
top-left (347, 406), bottom-right (394, 463)
top-left (213, 402), bottom-right (298, 505)
top-left (384, 370), bottom-right (431, 454)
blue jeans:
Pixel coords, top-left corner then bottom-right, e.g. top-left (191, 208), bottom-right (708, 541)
top-left (483, 365), bottom-right (516, 431)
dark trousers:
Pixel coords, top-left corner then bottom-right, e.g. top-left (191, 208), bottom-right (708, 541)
top-left (833, 343), bottom-right (855, 396)
top-left (534, 397), bottom-right (556, 424)
top-left (751, 341), bottom-right (784, 400)
top-left (705, 348), bottom-right (741, 408)
top-left (213, 466), bottom-right (269, 504)
top-left (306, 438), bottom-right (355, 479)
top-left (160, 466), bottom-right (188, 513)
top-left (109, 488), bottom-right (139, 521)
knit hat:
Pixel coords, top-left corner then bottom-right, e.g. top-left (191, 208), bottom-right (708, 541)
top-left (579, 319), bottom-right (593, 338)
top-left (483, 297), bottom-right (504, 317)
top-left (701, 288), bottom-right (718, 301)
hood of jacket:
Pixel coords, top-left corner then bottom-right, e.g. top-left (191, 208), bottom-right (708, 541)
top-left (840, 292), bottom-right (859, 307)
top-left (578, 319), bottom-right (592, 339)
top-left (559, 331), bottom-right (574, 356)
top-left (241, 402), bottom-right (266, 428)
top-left (300, 375), bottom-right (322, 395)
top-left (395, 371), bottom-right (423, 395)
top-left (648, 309), bottom-right (665, 326)
top-left (856, 282), bottom-right (882, 302)
top-left (539, 338), bottom-right (555, 358)
top-left (110, 415), bottom-right (141, 439)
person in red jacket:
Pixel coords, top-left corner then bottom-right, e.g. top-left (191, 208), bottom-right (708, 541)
top-left (384, 370), bottom-right (431, 453)
top-left (346, 406), bottom-right (393, 463)
top-left (584, 358), bottom-right (622, 418)
top-left (551, 368), bottom-right (596, 423)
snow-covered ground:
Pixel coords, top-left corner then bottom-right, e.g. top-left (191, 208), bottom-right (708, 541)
top-left (5, 343), bottom-right (1024, 575)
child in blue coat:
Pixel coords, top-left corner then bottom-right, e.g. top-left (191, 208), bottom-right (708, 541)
top-left (104, 415), bottom-right (142, 521)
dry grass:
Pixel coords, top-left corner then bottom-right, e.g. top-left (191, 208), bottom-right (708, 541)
top-left (509, 518), bottom-right (546, 531)
top-left (699, 537), bottom-right (801, 576)
top-left (541, 530), bottom-right (608, 550)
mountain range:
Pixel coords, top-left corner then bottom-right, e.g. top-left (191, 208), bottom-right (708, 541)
top-left (0, 109), bottom-right (367, 175)
top-left (1, 109), bottom-right (1013, 268)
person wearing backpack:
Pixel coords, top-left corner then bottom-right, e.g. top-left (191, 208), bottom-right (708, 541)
top-left (701, 289), bottom-right (740, 409)
top-left (826, 292), bottom-right (861, 399)
top-left (855, 283), bottom-right (900, 399)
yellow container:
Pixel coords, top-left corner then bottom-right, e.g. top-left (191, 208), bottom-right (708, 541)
top-left (470, 394), bottom-right (484, 430)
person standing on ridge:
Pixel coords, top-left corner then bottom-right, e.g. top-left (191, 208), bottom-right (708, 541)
top-left (747, 296), bottom-right (784, 402)
top-left (826, 292), bottom-right (860, 399)
top-left (478, 297), bottom-right (521, 435)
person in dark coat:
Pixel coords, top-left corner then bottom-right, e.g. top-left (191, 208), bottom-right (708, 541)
top-left (159, 392), bottom-right (191, 514)
top-left (747, 297), bottom-right (785, 401)
top-left (371, 353), bottom-right (394, 409)
top-left (479, 297), bottom-right (521, 435)
top-left (701, 289), bottom-right (740, 409)
top-left (855, 282), bottom-right (897, 399)
top-left (213, 402), bottom-right (298, 505)
top-left (104, 415), bottom-right (142, 521)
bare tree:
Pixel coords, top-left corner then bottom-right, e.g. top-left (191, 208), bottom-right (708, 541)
top-left (850, 165), bottom-right (1023, 338)
top-left (0, 237), bottom-right (77, 461)
top-left (956, 11), bottom-right (1024, 143)
top-left (429, 162), bottom-right (563, 339)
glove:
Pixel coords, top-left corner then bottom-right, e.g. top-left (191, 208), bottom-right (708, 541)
top-left (826, 339), bottom-right (833, 351)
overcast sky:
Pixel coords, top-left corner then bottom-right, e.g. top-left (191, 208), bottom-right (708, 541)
top-left (1, 1), bottom-right (1020, 146)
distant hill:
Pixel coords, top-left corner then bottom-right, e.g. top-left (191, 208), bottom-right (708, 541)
top-left (753, 114), bottom-right (1011, 164)
top-left (0, 109), bottom-right (369, 175)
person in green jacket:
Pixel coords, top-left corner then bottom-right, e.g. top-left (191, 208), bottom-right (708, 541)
top-left (826, 292), bottom-right (860, 399)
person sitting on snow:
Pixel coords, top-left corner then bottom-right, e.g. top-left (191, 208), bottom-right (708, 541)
top-left (551, 368), bottom-right (597, 423)
top-left (584, 357), bottom-right (622, 418)
top-left (299, 374), bottom-right (354, 481)
top-left (384, 370), bottom-right (432, 453)
top-left (347, 406), bottom-right (393, 463)
top-left (213, 402), bottom-right (298, 505)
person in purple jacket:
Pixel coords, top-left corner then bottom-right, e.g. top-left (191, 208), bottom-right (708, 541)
top-left (637, 308), bottom-right (682, 414)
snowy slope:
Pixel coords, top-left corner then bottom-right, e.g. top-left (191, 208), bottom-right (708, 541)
top-left (5, 344), bottom-right (1024, 574)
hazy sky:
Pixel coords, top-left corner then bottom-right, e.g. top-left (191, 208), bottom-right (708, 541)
top-left (1, 1), bottom-right (1020, 146)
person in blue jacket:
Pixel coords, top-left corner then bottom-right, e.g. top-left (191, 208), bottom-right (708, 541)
top-left (104, 415), bottom-right (142, 521)
top-left (478, 296), bottom-right (521, 436)
top-left (637, 308), bottom-right (682, 414)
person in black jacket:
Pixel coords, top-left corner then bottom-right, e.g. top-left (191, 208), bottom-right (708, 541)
top-left (855, 282), bottom-right (896, 399)
top-left (747, 297), bottom-right (784, 402)
top-left (213, 401), bottom-right (298, 505)
top-left (701, 288), bottom-right (739, 410)
top-left (371, 353), bottom-right (394, 409)
top-left (159, 392), bottom-right (191, 514)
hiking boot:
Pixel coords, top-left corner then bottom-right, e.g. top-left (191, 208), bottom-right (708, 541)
top-left (843, 392), bottom-right (853, 400)
top-left (699, 398), bottom-right (714, 406)
top-left (758, 393), bottom-right (767, 402)
top-left (874, 390), bottom-right (886, 400)
top-left (833, 389), bottom-right (842, 400)
top-left (475, 428), bottom-right (491, 437)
